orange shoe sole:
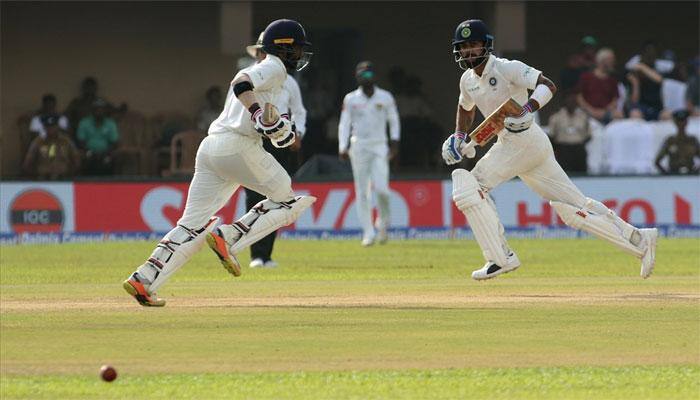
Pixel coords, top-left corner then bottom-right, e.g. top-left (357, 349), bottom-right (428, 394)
top-left (123, 279), bottom-right (165, 307)
top-left (206, 232), bottom-right (241, 277)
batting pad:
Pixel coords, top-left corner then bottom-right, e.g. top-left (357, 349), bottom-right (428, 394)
top-left (452, 169), bottom-right (510, 266)
top-left (230, 195), bottom-right (316, 254)
top-left (145, 217), bottom-right (219, 292)
top-left (551, 200), bottom-right (644, 258)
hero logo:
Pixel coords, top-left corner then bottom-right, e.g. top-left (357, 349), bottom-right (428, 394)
top-left (9, 189), bottom-right (64, 233)
top-left (517, 195), bottom-right (693, 226)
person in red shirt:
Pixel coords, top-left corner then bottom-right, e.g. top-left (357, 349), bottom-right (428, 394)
top-left (576, 48), bottom-right (624, 124)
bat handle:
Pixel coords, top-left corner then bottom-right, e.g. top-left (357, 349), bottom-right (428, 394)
top-left (460, 140), bottom-right (476, 157)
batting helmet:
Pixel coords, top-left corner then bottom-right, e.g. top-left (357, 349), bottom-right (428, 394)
top-left (452, 19), bottom-right (494, 70)
top-left (262, 19), bottom-right (313, 71)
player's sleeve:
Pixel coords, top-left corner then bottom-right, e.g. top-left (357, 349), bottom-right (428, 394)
top-left (287, 77), bottom-right (307, 137)
top-left (246, 58), bottom-right (285, 91)
top-left (500, 59), bottom-right (541, 90)
top-left (386, 93), bottom-right (400, 141)
top-left (338, 95), bottom-right (352, 152)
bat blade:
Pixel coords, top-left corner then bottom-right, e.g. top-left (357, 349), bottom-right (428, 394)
top-left (468, 98), bottom-right (523, 146)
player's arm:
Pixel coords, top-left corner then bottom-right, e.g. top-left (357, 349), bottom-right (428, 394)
top-left (521, 73), bottom-right (557, 113)
top-left (338, 97), bottom-right (352, 160)
top-left (387, 95), bottom-right (401, 160)
top-left (232, 74), bottom-right (259, 112)
top-left (456, 104), bottom-right (476, 133)
top-left (654, 139), bottom-right (670, 174)
top-left (233, 73), bottom-right (293, 146)
top-left (504, 72), bottom-right (556, 133)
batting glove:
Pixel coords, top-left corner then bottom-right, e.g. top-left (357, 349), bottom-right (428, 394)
top-left (504, 103), bottom-right (535, 133)
top-left (252, 108), bottom-right (292, 141)
top-left (271, 119), bottom-right (296, 148)
top-left (441, 132), bottom-right (467, 165)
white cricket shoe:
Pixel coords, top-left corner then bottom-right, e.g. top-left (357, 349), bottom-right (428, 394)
top-left (249, 258), bottom-right (265, 268)
top-left (263, 260), bottom-right (279, 268)
top-left (361, 236), bottom-right (375, 247)
top-left (376, 227), bottom-right (388, 244)
top-left (639, 228), bottom-right (658, 279)
top-left (471, 252), bottom-right (521, 281)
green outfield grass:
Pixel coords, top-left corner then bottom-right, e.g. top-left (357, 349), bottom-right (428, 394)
top-left (1, 238), bottom-right (699, 399)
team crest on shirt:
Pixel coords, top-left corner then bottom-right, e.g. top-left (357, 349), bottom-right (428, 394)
top-left (489, 77), bottom-right (497, 86)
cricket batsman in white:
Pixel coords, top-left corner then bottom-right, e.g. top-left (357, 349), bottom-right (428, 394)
top-left (338, 61), bottom-right (401, 246)
top-left (123, 19), bottom-right (316, 306)
top-left (441, 19), bottom-right (657, 280)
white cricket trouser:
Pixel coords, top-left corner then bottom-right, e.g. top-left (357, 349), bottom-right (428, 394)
top-left (349, 140), bottom-right (391, 240)
top-left (177, 134), bottom-right (295, 229)
top-left (472, 124), bottom-right (586, 207)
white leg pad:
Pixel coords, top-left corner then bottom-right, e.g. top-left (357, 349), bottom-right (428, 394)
top-left (452, 169), bottom-right (510, 267)
top-left (138, 217), bottom-right (219, 292)
top-left (219, 195), bottom-right (316, 254)
top-left (551, 199), bottom-right (644, 258)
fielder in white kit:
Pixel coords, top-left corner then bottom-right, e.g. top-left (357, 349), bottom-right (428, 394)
top-left (338, 61), bottom-right (400, 246)
top-left (123, 19), bottom-right (315, 306)
top-left (441, 19), bottom-right (657, 280)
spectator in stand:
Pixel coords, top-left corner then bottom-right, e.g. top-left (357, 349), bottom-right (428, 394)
top-left (23, 115), bottom-right (80, 180)
top-left (655, 110), bottom-right (699, 175)
top-left (29, 94), bottom-right (70, 139)
top-left (560, 35), bottom-right (598, 91)
top-left (65, 77), bottom-right (127, 132)
top-left (196, 86), bottom-right (223, 131)
top-left (76, 99), bottom-right (119, 175)
top-left (548, 91), bottom-right (592, 173)
top-left (686, 56), bottom-right (700, 116)
top-left (576, 48), bottom-right (624, 124)
top-left (626, 41), bottom-right (663, 120)
top-left (628, 60), bottom-right (688, 120)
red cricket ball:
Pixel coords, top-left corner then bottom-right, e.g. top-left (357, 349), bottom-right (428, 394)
top-left (100, 365), bottom-right (117, 382)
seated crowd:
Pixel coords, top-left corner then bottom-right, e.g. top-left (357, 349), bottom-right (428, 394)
top-left (20, 39), bottom-right (700, 181)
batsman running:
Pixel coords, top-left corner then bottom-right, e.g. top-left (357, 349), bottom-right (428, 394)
top-left (123, 19), bottom-right (315, 306)
top-left (441, 19), bottom-right (657, 280)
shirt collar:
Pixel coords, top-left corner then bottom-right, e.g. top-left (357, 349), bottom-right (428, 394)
top-left (480, 54), bottom-right (495, 77)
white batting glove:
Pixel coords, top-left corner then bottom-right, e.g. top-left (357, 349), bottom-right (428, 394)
top-left (504, 103), bottom-right (535, 133)
top-left (271, 119), bottom-right (296, 148)
top-left (252, 108), bottom-right (293, 141)
top-left (441, 132), bottom-right (467, 165)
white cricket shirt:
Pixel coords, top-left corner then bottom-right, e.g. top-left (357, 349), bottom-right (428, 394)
top-left (209, 54), bottom-right (287, 138)
top-left (338, 86), bottom-right (400, 151)
top-left (458, 55), bottom-right (541, 117)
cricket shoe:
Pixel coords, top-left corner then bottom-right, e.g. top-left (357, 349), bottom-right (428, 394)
top-left (471, 252), bottom-right (521, 281)
top-left (639, 228), bottom-right (658, 279)
top-left (249, 258), bottom-right (265, 268)
top-left (206, 227), bottom-right (242, 277)
top-left (376, 227), bottom-right (388, 244)
top-left (361, 236), bottom-right (375, 247)
top-left (123, 272), bottom-right (166, 307)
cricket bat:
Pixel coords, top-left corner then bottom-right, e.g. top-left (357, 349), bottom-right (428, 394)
top-left (262, 103), bottom-right (280, 125)
top-left (460, 98), bottom-right (523, 156)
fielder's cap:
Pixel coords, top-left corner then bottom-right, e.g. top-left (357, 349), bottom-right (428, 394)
top-left (672, 109), bottom-right (689, 121)
top-left (355, 61), bottom-right (374, 79)
top-left (246, 32), bottom-right (264, 58)
top-left (581, 35), bottom-right (598, 47)
top-left (41, 114), bottom-right (60, 127)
